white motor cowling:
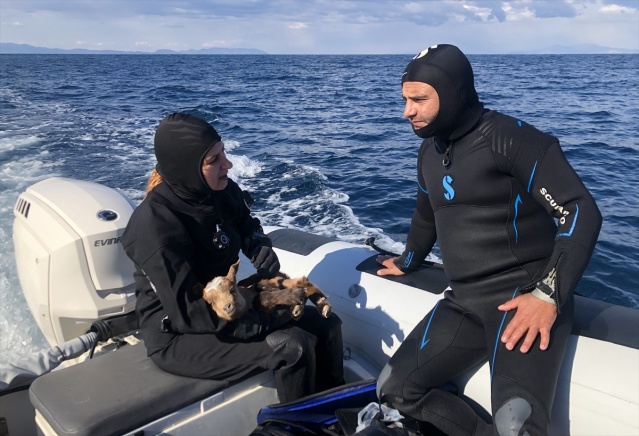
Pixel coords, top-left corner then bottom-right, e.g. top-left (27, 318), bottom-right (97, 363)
top-left (13, 177), bottom-right (137, 347)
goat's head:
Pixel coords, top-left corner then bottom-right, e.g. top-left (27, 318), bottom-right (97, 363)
top-left (202, 259), bottom-right (247, 320)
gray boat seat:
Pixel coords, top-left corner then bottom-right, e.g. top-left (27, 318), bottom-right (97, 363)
top-left (29, 343), bottom-right (232, 436)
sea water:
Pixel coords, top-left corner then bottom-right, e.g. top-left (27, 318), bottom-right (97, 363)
top-left (1, 53), bottom-right (637, 364)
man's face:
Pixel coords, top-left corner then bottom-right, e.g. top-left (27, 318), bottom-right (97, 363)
top-left (402, 81), bottom-right (440, 131)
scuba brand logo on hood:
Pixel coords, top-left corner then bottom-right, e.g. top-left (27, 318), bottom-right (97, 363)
top-left (413, 45), bottom-right (439, 60)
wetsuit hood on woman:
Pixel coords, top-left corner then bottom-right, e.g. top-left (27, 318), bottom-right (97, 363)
top-left (402, 44), bottom-right (484, 141)
top-left (154, 113), bottom-right (222, 201)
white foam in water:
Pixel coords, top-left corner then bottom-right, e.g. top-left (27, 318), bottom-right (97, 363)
top-left (0, 134), bottom-right (43, 153)
top-left (228, 154), bottom-right (263, 181)
top-left (246, 161), bottom-right (413, 257)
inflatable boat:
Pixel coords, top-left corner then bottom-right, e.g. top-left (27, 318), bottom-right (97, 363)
top-left (1, 177), bottom-right (638, 435)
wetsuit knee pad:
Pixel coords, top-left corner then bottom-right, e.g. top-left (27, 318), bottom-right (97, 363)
top-left (492, 375), bottom-right (550, 436)
top-left (494, 397), bottom-right (533, 436)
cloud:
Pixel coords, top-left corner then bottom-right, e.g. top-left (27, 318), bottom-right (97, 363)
top-left (0, 0), bottom-right (637, 54)
top-left (601, 0), bottom-right (639, 9)
top-left (203, 39), bottom-right (242, 48)
top-left (489, 6), bottom-right (507, 22)
top-left (600, 4), bottom-right (636, 13)
top-left (288, 22), bottom-right (308, 29)
top-left (525, 0), bottom-right (578, 19)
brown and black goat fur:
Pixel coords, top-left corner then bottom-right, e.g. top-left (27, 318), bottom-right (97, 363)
top-left (202, 260), bottom-right (331, 321)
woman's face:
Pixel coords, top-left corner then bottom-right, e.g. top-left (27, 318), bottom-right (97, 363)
top-left (202, 140), bottom-right (233, 191)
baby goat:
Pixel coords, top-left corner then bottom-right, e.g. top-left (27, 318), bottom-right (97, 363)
top-left (203, 259), bottom-right (331, 321)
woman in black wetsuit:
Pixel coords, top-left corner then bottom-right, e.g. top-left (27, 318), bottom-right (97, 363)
top-left (122, 113), bottom-right (344, 403)
top-left (376, 45), bottom-right (602, 435)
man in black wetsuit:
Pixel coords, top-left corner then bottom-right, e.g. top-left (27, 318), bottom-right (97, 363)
top-left (376, 44), bottom-right (602, 435)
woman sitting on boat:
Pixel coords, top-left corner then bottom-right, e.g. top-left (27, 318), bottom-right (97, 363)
top-left (121, 112), bottom-right (345, 403)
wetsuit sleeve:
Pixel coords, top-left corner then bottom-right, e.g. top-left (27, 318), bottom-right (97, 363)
top-left (514, 141), bottom-right (602, 307)
top-left (395, 141), bottom-right (437, 272)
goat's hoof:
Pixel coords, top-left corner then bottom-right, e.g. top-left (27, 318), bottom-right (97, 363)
top-left (292, 304), bottom-right (304, 320)
top-left (316, 297), bottom-right (331, 318)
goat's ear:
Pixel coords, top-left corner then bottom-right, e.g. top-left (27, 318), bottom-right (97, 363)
top-left (201, 282), bottom-right (214, 304)
top-left (227, 259), bottom-right (240, 280)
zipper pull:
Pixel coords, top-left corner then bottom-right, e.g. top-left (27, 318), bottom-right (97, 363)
top-left (442, 147), bottom-right (451, 167)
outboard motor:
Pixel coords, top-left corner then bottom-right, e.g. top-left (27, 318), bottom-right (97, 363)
top-left (13, 177), bottom-right (137, 347)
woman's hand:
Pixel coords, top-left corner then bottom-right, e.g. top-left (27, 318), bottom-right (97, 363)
top-left (250, 245), bottom-right (280, 278)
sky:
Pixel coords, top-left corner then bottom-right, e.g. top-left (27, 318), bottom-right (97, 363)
top-left (1, 0), bottom-right (638, 54)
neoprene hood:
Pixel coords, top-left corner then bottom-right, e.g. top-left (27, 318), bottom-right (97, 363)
top-left (402, 44), bottom-right (484, 141)
top-left (154, 113), bottom-right (222, 201)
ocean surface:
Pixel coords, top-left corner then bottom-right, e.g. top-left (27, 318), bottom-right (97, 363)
top-left (1, 53), bottom-right (637, 365)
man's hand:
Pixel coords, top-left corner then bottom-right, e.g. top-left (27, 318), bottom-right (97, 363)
top-left (498, 293), bottom-right (557, 353)
top-left (376, 255), bottom-right (405, 276)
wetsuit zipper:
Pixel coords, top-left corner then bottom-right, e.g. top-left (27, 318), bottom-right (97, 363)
top-left (443, 143), bottom-right (454, 168)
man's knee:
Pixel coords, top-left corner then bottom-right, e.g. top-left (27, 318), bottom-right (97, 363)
top-left (494, 397), bottom-right (533, 436)
top-left (376, 361), bottom-right (426, 408)
top-left (492, 374), bottom-right (551, 436)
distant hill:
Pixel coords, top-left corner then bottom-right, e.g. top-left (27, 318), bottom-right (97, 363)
top-left (0, 42), bottom-right (268, 55)
top-left (509, 43), bottom-right (638, 55)
top-left (1, 42), bottom-right (637, 55)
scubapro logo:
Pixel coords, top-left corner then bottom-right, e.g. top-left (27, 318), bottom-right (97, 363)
top-left (539, 187), bottom-right (570, 224)
top-left (414, 44), bottom-right (438, 59)
top-left (443, 175), bottom-right (455, 200)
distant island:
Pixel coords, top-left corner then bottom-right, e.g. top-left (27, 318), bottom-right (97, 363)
top-left (0, 42), bottom-right (267, 55)
top-left (0, 42), bottom-right (637, 55)
top-left (511, 43), bottom-right (638, 55)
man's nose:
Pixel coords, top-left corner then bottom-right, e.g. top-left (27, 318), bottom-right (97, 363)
top-left (403, 101), bottom-right (415, 118)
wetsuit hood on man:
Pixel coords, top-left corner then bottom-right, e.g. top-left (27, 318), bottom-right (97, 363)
top-left (402, 44), bottom-right (484, 142)
top-left (154, 113), bottom-right (222, 201)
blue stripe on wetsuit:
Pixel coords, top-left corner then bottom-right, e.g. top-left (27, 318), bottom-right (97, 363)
top-left (513, 195), bottom-right (522, 243)
top-left (403, 251), bottom-right (414, 269)
top-left (557, 204), bottom-right (579, 237)
top-left (491, 288), bottom-right (519, 381)
top-left (527, 161), bottom-right (537, 193)
top-left (420, 300), bottom-right (441, 349)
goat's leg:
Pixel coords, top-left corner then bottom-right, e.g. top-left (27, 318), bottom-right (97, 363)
top-left (262, 277), bottom-right (331, 318)
top-left (256, 287), bottom-right (306, 320)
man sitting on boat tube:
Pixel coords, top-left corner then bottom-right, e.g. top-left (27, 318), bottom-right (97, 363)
top-left (376, 44), bottom-right (602, 435)
top-left (121, 113), bottom-right (345, 403)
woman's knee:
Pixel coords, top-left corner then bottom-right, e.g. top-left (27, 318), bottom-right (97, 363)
top-left (266, 327), bottom-right (318, 364)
